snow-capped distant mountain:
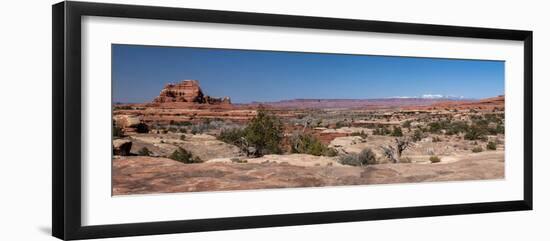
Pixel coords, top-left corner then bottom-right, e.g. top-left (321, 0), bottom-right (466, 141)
top-left (390, 94), bottom-right (466, 100)
top-left (421, 94), bottom-right (465, 100)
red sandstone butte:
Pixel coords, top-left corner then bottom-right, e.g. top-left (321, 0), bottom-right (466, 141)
top-left (153, 80), bottom-right (231, 105)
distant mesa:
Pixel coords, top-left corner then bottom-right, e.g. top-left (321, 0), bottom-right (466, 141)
top-left (153, 80), bottom-right (231, 105)
top-left (427, 95), bottom-right (504, 110)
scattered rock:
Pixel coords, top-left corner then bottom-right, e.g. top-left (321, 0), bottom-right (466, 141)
top-left (207, 154), bottom-right (341, 167)
top-left (113, 139), bottom-right (132, 156)
top-left (114, 115), bottom-right (141, 129)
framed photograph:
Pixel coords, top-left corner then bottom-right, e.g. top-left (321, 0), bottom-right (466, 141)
top-left (52, 1), bottom-right (533, 240)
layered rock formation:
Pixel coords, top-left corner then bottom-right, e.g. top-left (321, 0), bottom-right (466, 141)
top-left (428, 95), bottom-right (504, 111)
top-left (153, 80), bottom-right (231, 105)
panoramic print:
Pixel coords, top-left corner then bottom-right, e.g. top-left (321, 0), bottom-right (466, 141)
top-left (112, 44), bottom-right (505, 195)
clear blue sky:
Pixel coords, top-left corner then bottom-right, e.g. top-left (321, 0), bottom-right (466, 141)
top-left (112, 44), bottom-right (504, 103)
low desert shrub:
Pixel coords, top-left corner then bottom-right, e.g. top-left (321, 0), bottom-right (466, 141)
top-left (242, 108), bottom-right (284, 156)
top-left (472, 146), bottom-right (483, 153)
top-left (188, 120), bottom-right (234, 135)
top-left (428, 120), bottom-right (448, 134)
top-left (339, 148), bottom-right (377, 166)
top-left (487, 141), bottom-right (497, 150)
top-left (113, 126), bottom-right (123, 138)
top-left (324, 148), bottom-right (339, 157)
top-left (180, 121), bottom-right (193, 126)
top-left (216, 109), bottom-right (283, 157)
top-left (446, 121), bottom-right (469, 135)
top-left (335, 121), bottom-right (349, 128)
top-left (373, 127), bottom-right (391, 136)
top-left (291, 133), bottom-right (336, 156)
top-left (138, 147), bottom-right (151, 156)
top-left (180, 135), bottom-right (186, 141)
top-left (429, 155), bottom-right (441, 163)
top-left (112, 119), bottom-right (125, 138)
top-left (391, 127), bottom-right (403, 137)
top-left (190, 124), bottom-right (208, 134)
top-left (428, 120), bottom-right (469, 135)
top-left (464, 125), bottom-right (488, 141)
top-left (218, 128), bottom-right (246, 145)
top-left (169, 147), bottom-right (203, 163)
top-left (230, 158), bottom-right (247, 163)
top-left (495, 124), bottom-right (505, 134)
top-left (315, 119), bottom-right (324, 127)
top-left (402, 120), bottom-right (412, 129)
top-left (135, 123), bottom-right (149, 134)
top-left (412, 129), bottom-right (424, 142)
top-left (483, 115), bottom-right (505, 135)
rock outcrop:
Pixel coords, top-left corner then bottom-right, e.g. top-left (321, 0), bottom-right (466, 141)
top-left (114, 115), bottom-right (141, 129)
top-left (113, 139), bottom-right (132, 156)
top-left (153, 80), bottom-right (231, 104)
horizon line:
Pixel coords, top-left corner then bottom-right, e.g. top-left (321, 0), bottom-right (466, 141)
top-left (113, 95), bottom-right (506, 105)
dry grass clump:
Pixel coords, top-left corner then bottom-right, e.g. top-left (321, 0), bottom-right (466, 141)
top-left (429, 155), bottom-right (441, 163)
top-left (472, 146), bottom-right (483, 153)
top-left (339, 148), bottom-right (377, 166)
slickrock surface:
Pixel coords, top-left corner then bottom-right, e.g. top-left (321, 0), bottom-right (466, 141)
top-left (128, 133), bottom-right (243, 161)
top-left (113, 154), bottom-right (503, 195)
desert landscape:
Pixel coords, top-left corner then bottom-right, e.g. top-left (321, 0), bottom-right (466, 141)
top-left (112, 79), bottom-right (505, 195)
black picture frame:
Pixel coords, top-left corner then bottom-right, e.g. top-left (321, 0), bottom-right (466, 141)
top-left (52, 1), bottom-right (533, 240)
